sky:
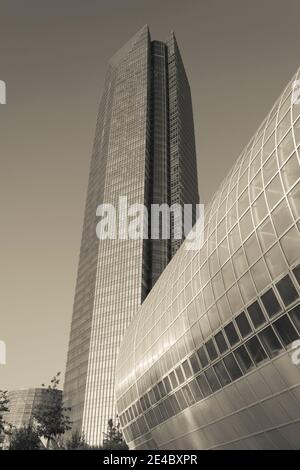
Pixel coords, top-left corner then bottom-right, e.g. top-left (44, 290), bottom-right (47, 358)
top-left (1, 0), bottom-right (300, 390)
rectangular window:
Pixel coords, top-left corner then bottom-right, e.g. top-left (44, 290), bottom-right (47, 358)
top-left (258, 326), bottom-right (283, 358)
top-left (214, 330), bottom-right (229, 354)
top-left (223, 353), bottom-right (243, 381)
top-left (169, 394), bottom-right (180, 414)
top-left (276, 275), bottom-right (299, 306)
top-left (235, 312), bottom-right (252, 337)
top-left (289, 306), bottom-right (300, 334)
top-left (163, 376), bottom-right (172, 394)
top-left (175, 389), bottom-right (188, 410)
top-left (182, 359), bottom-right (193, 379)
top-left (197, 345), bottom-right (209, 367)
top-left (213, 361), bottom-right (231, 387)
top-left (247, 301), bottom-right (266, 328)
top-left (181, 385), bottom-right (195, 406)
top-left (261, 289), bottom-right (282, 318)
top-left (189, 353), bottom-right (201, 373)
top-left (224, 322), bottom-right (240, 346)
top-left (196, 374), bottom-right (212, 397)
top-left (234, 345), bottom-right (254, 373)
top-left (189, 378), bottom-right (203, 401)
top-left (293, 265), bottom-right (300, 286)
top-left (157, 381), bottom-right (166, 398)
top-left (246, 336), bottom-right (268, 364)
top-left (169, 370), bottom-right (178, 389)
top-left (204, 368), bottom-right (221, 392)
top-left (175, 366), bottom-right (185, 385)
top-left (273, 315), bottom-right (299, 347)
top-left (205, 339), bottom-right (218, 361)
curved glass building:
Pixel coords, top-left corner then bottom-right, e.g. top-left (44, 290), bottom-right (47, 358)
top-left (115, 68), bottom-right (300, 450)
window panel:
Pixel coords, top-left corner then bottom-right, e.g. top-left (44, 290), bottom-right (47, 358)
top-left (238, 271), bottom-right (256, 304)
top-left (273, 314), bottom-right (299, 346)
top-left (163, 376), bottom-right (172, 394)
top-left (214, 330), bottom-right (229, 354)
top-left (244, 233), bottom-right (260, 265)
top-left (265, 244), bottom-right (288, 280)
top-left (222, 261), bottom-right (235, 289)
top-left (246, 336), bottom-right (268, 364)
top-left (272, 200), bottom-right (294, 237)
top-left (227, 284), bottom-right (244, 312)
top-left (204, 368), bottom-right (221, 392)
top-left (234, 345), bottom-right (254, 373)
top-left (265, 175), bottom-right (283, 211)
top-left (250, 171), bottom-right (263, 201)
top-left (182, 384), bottom-right (195, 406)
top-left (196, 374), bottom-right (211, 398)
top-left (280, 227), bottom-right (300, 265)
top-left (288, 305), bottom-right (300, 334)
top-left (189, 378), bottom-right (203, 401)
top-left (252, 193), bottom-right (268, 226)
top-left (293, 265), bottom-right (300, 286)
top-left (278, 130), bottom-right (295, 165)
top-left (276, 275), bottom-right (299, 306)
top-left (261, 288), bottom-right (282, 318)
top-left (223, 353), bottom-right (243, 381)
top-left (169, 370), bottom-right (178, 389)
top-left (282, 153), bottom-right (300, 191)
top-left (257, 218), bottom-right (276, 251)
top-left (288, 181), bottom-right (300, 220)
top-left (182, 359), bottom-right (193, 379)
top-left (189, 353), bottom-right (201, 374)
top-left (205, 338), bottom-right (218, 361)
top-left (235, 311), bottom-right (253, 338)
top-left (238, 190), bottom-right (250, 217)
top-left (232, 248), bottom-right (248, 278)
top-left (258, 326), bottom-right (283, 358)
top-left (213, 361), bottom-right (231, 387)
top-left (197, 345), bottom-right (209, 368)
top-left (224, 322), bottom-right (240, 347)
top-left (251, 258), bottom-right (271, 292)
top-left (247, 301), bottom-right (266, 328)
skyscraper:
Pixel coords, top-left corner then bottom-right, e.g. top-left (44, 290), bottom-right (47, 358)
top-left (64, 25), bottom-right (199, 445)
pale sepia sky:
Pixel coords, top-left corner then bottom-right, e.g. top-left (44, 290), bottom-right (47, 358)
top-left (1, 0), bottom-right (300, 390)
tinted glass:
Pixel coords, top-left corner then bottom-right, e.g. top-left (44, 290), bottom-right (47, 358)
top-left (223, 353), bottom-right (243, 381)
top-left (276, 275), bottom-right (299, 306)
top-left (246, 336), bottom-right (268, 364)
top-left (234, 345), bottom-right (254, 373)
top-left (215, 330), bottom-right (229, 354)
top-left (258, 326), bottom-right (283, 358)
top-left (261, 289), bottom-right (282, 317)
top-left (273, 315), bottom-right (298, 346)
top-left (235, 312), bottom-right (252, 337)
top-left (247, 301), bottom-right (266, 328)
top-left (224, 322), bottom-right (240, 346)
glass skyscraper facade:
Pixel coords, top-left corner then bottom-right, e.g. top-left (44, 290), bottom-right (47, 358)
top-left (3, 388), bottom-right (62, 429)
top-left (64, 25), bottom-right (199, 445)
top-left (116, 68), bottom-right (300, 450)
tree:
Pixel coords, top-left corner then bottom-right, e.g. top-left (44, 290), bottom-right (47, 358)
top-left (65, 429), bottom-right (90, 450)
top-left (102, 418), bottom-right (128, 450)
top-left (33, 372), bottom-right (71, 449)
top-left (0, 390), bottom-right (9, 437)
top-left (9, 426), bottom-right (41, 450)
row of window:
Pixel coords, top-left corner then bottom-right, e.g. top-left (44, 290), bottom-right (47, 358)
top-left (119, 267), bottom-right (300, 433)
top-left (122, 304), bottom-right (300, 443)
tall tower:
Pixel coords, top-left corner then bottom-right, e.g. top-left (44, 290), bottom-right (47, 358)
top-left (64, 25), bottom-right (199, 445)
